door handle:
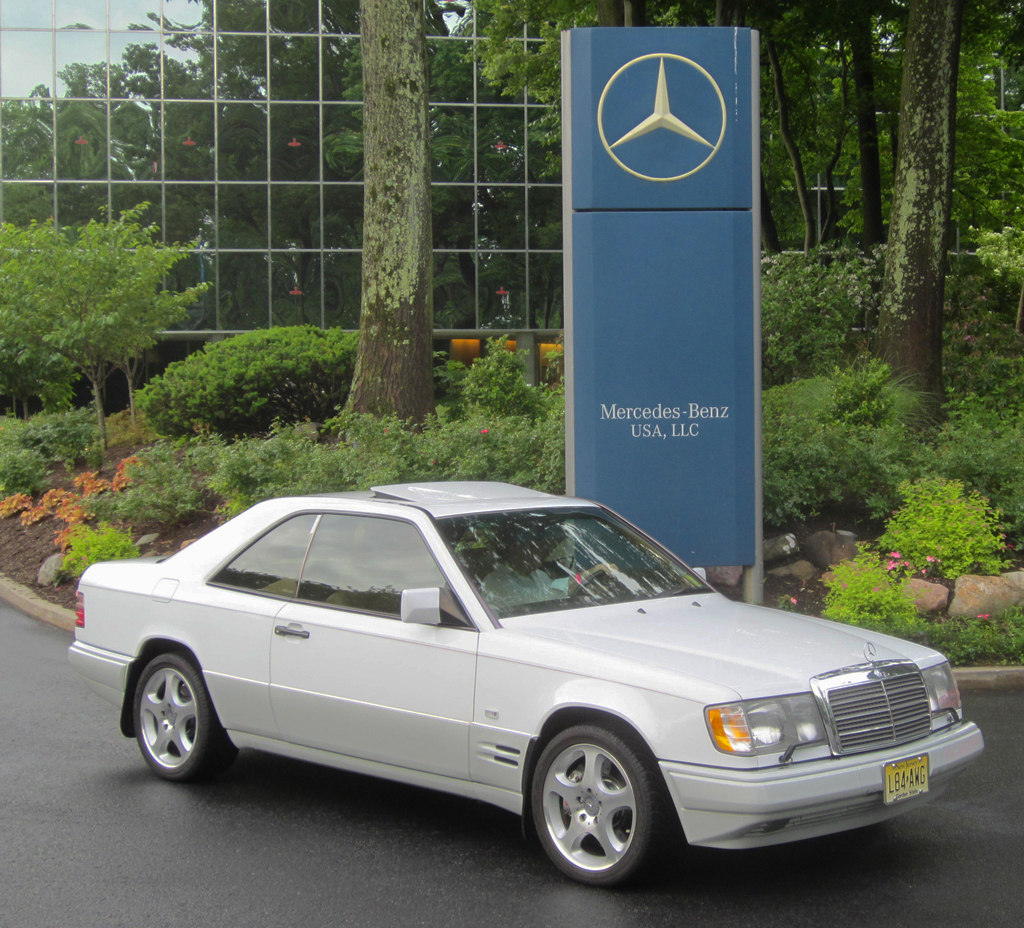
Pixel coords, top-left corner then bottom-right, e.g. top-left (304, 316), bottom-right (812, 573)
top-left (274, 624), bottom-right (310, 639)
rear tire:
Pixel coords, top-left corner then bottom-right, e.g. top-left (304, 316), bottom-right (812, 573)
top-left (531, 724), bottom-right (667, 886)
top-left (133, 652), bottom-right (237, 781)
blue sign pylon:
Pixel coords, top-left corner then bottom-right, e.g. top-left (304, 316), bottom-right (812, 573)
top-left (562, 27), bottom-right (763, 601)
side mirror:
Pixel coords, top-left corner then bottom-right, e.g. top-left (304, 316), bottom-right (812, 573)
top-left (692, 567), bottom-right (708, 581)
top-left (401, 587), bottom-right (442, 625)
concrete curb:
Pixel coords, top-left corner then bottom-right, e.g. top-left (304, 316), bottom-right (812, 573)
top-left (0, 573), bottom-right (76, 633)
top-left (1, 572), bottom-right (1021, 687)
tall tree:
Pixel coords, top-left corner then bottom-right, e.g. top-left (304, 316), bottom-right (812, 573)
top-left (876, 0), bottom-right (965, 400)
top-left (346, 0), bottom-right (434, 422)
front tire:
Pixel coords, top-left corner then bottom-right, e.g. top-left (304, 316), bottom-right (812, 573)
top-left (531, 724), bottom-right (666, 886)
top-left (133, 652), bottom-right (237, 781)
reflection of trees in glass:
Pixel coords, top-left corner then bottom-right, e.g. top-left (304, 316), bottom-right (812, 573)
top-left (1, 99), bottom-right (54, 180)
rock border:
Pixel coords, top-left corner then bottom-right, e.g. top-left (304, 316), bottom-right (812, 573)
top-left (1, 571), bottom-right (1020, 688)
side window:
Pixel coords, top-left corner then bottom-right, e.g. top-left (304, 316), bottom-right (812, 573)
top-left (210, 514), bottom-right (318, 597)
top-left (297, 514), bottom-right (447, 616)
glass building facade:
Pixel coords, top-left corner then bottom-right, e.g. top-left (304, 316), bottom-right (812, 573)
top-left (0, 1), bottom-right (563, 344)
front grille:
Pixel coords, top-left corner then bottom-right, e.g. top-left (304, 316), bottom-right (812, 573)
top-left (814, 662), bottom-right (931, 755)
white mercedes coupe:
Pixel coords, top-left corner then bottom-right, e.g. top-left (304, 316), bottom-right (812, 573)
top-left (69, 482), bottom-right (984, 885)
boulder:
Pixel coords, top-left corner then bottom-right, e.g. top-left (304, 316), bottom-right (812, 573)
top-left (767, 560), bottom-right (817, 581)
top-left (1002, 570), bottom-right (1024, 594)
top-left (905, 578), bottom-right (949, 613)
top-left (949, 575), bottom-right (1024, 618)
top-left (804, 530), bottom-right (858, 570)
top-left (763, 533), bottom-right (797, 564)
top-left (37, 553), bottom-right (64, 587)
top-left (705, 565), bottom-right (743, 587)
top-left (135, 533), bottom-right (160, 549)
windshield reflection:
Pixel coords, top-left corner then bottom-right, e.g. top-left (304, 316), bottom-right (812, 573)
top-left (437, 507), bottom-right (708, 619)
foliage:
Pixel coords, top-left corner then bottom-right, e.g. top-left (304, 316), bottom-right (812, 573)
top-left (0, 408), bottom-right (98, 469)
top-left (822, 549), bottom-right (922, 637)
top-left (0, 445), bottom-right (49, 497)
top-left (760, 246), bottom-right (882, 386)
top-left (85, 443), bottom-right (206, 525)
top-left (104, 408), bottom-right (159, 448)
top-left (878, 478), bottom-right (1009, 579)
top-left (138, 327), bottom-right (358, 437)
top-left (0, 336), bottom-right (77, 418)
top-left (460, 337), bottom-right (546, 419)
top-left (61, 523), bottom-right (139, 579)
top-left (0, 205), bottom-right (209, 447)
top-left (822, 359), bottom-right (898, 429)
top-left (923, 609), bottom-right (1024, 667)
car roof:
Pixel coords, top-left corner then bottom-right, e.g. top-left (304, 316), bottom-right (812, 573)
top-left (367, 482), bottom-right (579, 517)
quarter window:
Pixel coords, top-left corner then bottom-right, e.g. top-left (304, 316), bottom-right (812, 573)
top-left (210, 514), bottom-right (317, 596)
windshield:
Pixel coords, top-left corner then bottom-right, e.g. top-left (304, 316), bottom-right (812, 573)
top-left (436, 507), bottom-right (709, 620)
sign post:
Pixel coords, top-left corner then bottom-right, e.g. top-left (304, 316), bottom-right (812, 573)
top-left (562, 27), bottom-right (763, 601)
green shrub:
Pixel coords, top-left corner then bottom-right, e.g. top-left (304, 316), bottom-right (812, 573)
top-left (922, 608), bottom-right (1024, 666)
top-left (878, 477), bottom-right (1008, 579)
top-left (138, 326), bottom-right (358, 437)
top-left (104, 409), bottom-right (158, 448)
top-left (61, 523), bottom-right (139, 579)
top-left (86, 443), bottom-right (206, 525)
top-left (0, 445), bottom-right (49, 496)
top-left (0, 408), bottom-right (97, 469)
top-left (761, 245), bottom-right (881, 386)
top-left (822, 550), bottom-right (922, 637)
top-left (461, 337), bottom-right (546, 419)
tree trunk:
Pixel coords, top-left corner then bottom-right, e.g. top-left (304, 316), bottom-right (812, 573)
top-left (850, 11), bottom-right (885, 251)
top-left (596, 0), bottom-right (646, 27)
top-left (760, 173), bottom-right (781, 254)
top-left (876, 0), bottom-right (964, 403)
top-left (348, 0), bottom-right (434, 423)
top-left (90, 373), bottom-right (107, 452)
top-left (1017, 278), bottom-right (1024, 335)
top-left (766, 38), bottom-right (815, 255)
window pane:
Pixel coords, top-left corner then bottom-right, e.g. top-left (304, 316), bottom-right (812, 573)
top-left (2, 7), bottom-right (52, 28)
top-left (322, 37), bottom-right (361, 101)
top-left (166, 251), bottom-right (216, 330)
top-left (477, 107), bottom-right (524, 183)
top-left (110, 185), bottom-right (160, 228)
top-left (428, 39), bottom-right (472, 104)
top-left (430, 106), bottom-right (472, 182)
top-left (56, 32), bottom-right (108, 98)
top-left (56, 101), bottom-right (108, 180)
top-left (163, 0), bottom-right (213, 32)
top-left (164, 183), bottom-right (215, 245)
top-left (1, 33), bottom-right (54, 98)
top-left (270, 0), bottom-right (319, 34)
top-left (433, 251), bottom-right (475, 329)
top-left (111, 0), bottom-right (159, 30)
top-left (478, 186), bottom-right (524, 251)
top-left (270, 184), bottom-right (318, 248)
top-left (270, 36), bottom-right (318, 100)
top-left (1, 183), bottom-right (55, 225)
top-left (528, 252), bottom-right (563, 329)
top-left (163, 33), bottom-right (214, 99)
top-left (478, 252), bottom-right (526, 330)
top-left (56, 0), bottom-right (105, 31)
top-left (215, 0), bottom-right (265, 33)
top-left (111, 100), bottom-right (159, 180)
top-left (322, 252), bottom-right (361, 327)
top-left (270, 103), bottom-right (319, 181)
top-left (527, 185), bottom-right (561, 248)
top-left (55, 183), bottom-right (109, 227)
top-left (110, 34), bottom-right (162, 99)
top-left (322, 104), bottom-right (362, 180)
top-left (272, 253), bottom-right (321, 326)
top-left (1, 100), bottom-right (54, 180)
top-left (218, 103), bottom-right (268, 181)
top-left (321, 184), bottom-right (362, 248)
top-left (218, 252), bottom-right (269, 329)
top-left (164, 102), bottom-right (215, 181)
top-left (217, 35), bottom-right (267, 100)
top-left (298, 515), bottom-right (446, 616)
top-left (218, 184), bottom-right (267, 247)
top-left (211, 514), bottom-right (318, 596)
top-left (321, 1), bottom-right (359, 35)
top-left (432, 185), bottom-right (474, 249)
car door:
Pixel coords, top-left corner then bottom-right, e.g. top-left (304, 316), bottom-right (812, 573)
top-left (269, 513), bottom-right (478, 780)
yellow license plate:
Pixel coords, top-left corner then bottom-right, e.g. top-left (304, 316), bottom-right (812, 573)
top-left (884, 754), bottom-right (929, 805)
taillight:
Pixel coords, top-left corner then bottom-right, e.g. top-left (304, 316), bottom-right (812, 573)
top-left (75, 591), bottom-right (85, 628)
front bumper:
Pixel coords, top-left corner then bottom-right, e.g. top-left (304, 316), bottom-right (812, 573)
top-left (68, 640), bottom-right (132, 707)
top-left (660, 720), bottom-right (984, 849)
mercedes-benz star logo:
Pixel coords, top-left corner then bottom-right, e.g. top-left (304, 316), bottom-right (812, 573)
top-left (864, 642), bottom-right (877, 663)
top-left (597, 53), bottom-right (727, 183)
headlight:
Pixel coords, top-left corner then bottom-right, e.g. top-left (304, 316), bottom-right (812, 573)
top-left (705, 694), bottom-right (827, 757)
top-left (922, 661), bottom-right (961, 720)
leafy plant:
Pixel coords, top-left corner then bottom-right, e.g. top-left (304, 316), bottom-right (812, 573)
top-left (0, 445), bottom-right (49, 496)
top-left (138, 326), bottom-right (358, 437)
top-left (61, 523), bottom-right (139, 579)
top-left (6, 408), bottom-right (98, 469)
top-left (460, 337), bottom-right (546, 419)
top-left (878, 477), bottom-right (1008, 579)
top-left (822, 549), bottom-right (922, 637)
top-left (923, 608), bottom-right (1024, 666)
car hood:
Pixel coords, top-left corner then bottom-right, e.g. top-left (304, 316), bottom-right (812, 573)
top-left (498, 593), bottom-right (940, 699)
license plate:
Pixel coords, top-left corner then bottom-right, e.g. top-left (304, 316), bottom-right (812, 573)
top-left (884, 754), bottom-right (929, 805)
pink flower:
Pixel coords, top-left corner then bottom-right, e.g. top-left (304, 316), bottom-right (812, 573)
top-left (480, 428), bottom-right (489, 434)
top-left (890, 551), bottom-right (902, 558)
top-left (790, 597), bottom-right (798, 605)
top-left (926, 555), bottom-right (937, 562)
top-left (978, 614), bottom-right (990, 619)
